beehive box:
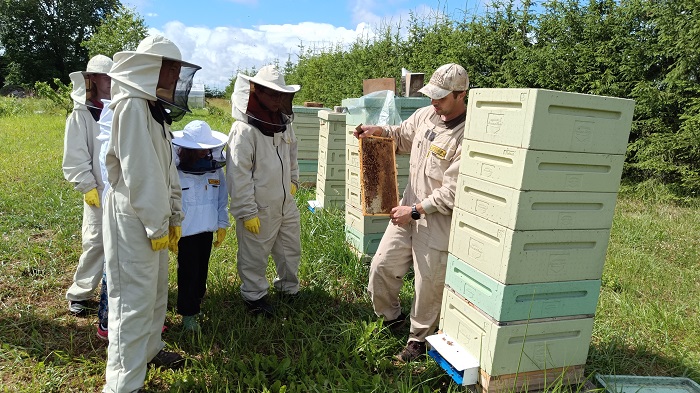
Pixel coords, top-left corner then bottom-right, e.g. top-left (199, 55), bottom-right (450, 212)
top-left (345, 203), bottom-right (390, 234)
top-left (317, 178), bottom-right (344, 198)
top-left (346, 144), bottom-right (360, 168)
top-left (345, 226), bottom-right (383, 255)
top-left (298, 159), bottom-right (318, 185)
top-left (461, 140), bottom-right (626, 192)
top-left (319, 110), bottom-right (347, 151)
top-left (440, 287), bottom-right (593, 376)
top-left (319, 145), bottom-right (345, 166)
top-left (318, 161), bottom-right (344, 181)
top-left (455, 175), bottom-right (618, 230)
top-left (341, 96), bottom-right (430, 126)
top-left (346, 164), bottom-right (361, 189)
top-left (315, 189), bottom-right (344, 210)
top-left (359, 137), bottom-right (399, 215)
top-left (448, 207), bottom-right (610, 284)
top-left (293, 106), bottom-right (329, 160)
top-left (345, 183), bottom-right (362, 209)
top-left (445, 255), bottom-right (601, 322)
top-left (465, 89), bottom-right (634, 154)
top-left (346, 124), bottom-right (360, 147)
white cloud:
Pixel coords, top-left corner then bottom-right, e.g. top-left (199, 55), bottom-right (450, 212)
top-left (149, 21), bottom-right (372, 89)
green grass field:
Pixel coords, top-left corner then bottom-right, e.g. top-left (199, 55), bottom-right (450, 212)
top-left (0, 97), bottom-right (698, 392)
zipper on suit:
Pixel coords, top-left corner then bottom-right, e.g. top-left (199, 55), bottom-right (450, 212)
top-left (276, 146), bottom-right (286, 216)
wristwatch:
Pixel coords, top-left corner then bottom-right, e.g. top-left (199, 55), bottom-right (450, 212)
top-left (411, 204), bottom-right (421, 220)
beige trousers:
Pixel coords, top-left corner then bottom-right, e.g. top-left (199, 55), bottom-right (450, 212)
top-left (65, 202), bottom-right (104, 301)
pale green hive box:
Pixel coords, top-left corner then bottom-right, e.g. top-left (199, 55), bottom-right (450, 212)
top-left (346, 145), bottom-right (360, 167)
top-left (466, 88), bottom-right (635, 154)
top-left (341, 96), bottom-right (430, 126)
top-left (297, 159), bottom-right (318, 184)
top-left (345, 204), bottom-right (390, 234)
top-left (318, 161), bottom-right (344, 181)
top-left (345, 226), bottom-right (384, 255)
top-left (317, 178), bottom-right (344, 198)
top-left (315, 189), bottom-right (344, 210)
top-left (345, 124), bottom-right (359, 147)
top-left (319, 145), bottom-right (345, 166)
top-left (318, 110), bottom-right (346, 150)
top-left (345, 183), bottom-right (361, 210)
top-left (445, 254), bottom-right (601, 322)
top-left (440, 287), bottom-right (593, 376)
top-left (449, 206), bottom-right (610, 284)
top-left (461, 139), bottom-right (626, 192)
top-left (345, 165), bottom-right (361, 189)
top-left (455, 176), bottom-right (618, 230)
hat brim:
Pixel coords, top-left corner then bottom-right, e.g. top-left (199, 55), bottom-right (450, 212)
top-left (239, 73), bottom-right (300, 93)
top-left (113, 50), bottom-right (201, 70)
top-left (172, 130), bottom-right (228, 149)
top-left (418, 83), bottom-right (451, 100)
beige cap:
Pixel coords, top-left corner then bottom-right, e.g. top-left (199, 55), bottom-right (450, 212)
top-left (418, 63), bottom-right (469, 99)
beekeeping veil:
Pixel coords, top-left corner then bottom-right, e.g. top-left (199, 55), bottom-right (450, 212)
top-left (69, 54), bottom-right (113, 109)
top-left (231, 65), bottom-right (300, 135)
top-left (109, 35), bottom-right (201, 121)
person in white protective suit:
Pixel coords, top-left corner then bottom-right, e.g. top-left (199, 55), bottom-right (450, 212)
top-left (226, 65), bottom-right (302, 317)
top-left (62, 54), bottom-right (113, 316)
top-left (102, 35), bottom-right (200, 393)
top-left (354, 63), bottom-right (469, 363)
top-left (172, 120), bottom-right (230, 332)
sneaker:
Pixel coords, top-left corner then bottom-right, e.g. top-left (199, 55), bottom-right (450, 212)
top-left (394, 341), bottom-right (427, 363)
top-left (148, 350), bottom-right (185, 369)
top-left (384, 313), bottom-right (408, 333)
top-left (182, 315), bottom-right (200, 332)
top-left (68, 300), bottom-right (88, 315)
top-left (96, 322), bottom-right (108, 341)
top-left (244, 295), bottom-right (274, 317)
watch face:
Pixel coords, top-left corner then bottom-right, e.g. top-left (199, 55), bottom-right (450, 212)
top-left (411, 207), bottom-right (420, 220)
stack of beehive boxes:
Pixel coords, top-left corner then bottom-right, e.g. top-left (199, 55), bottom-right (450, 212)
top-left (292, 105), bottom-right (330, 185)
top-left (432, 88), bottom-right (634, 390)
top-left (341, 95), bottom-right (430, 261)
top-left (315, 109), bottom-right (347, 209)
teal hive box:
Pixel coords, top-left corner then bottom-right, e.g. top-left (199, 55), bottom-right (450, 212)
top-left (465, 88), bottom-right (634, 154)
top-left (455, 175), bottom-right (618, 231)
top-left (345, 225), bottom-right (383, 255)
top-left (448, 206), bottom-right (610, 284)
top-left (439, 286), bottom-right (593, 376)
top-left (341, 96), bottom-right (430, 126)
top-left (298, 159), bottom-right (318, 184)
top-left (445, 253), bottom-right (601, 322)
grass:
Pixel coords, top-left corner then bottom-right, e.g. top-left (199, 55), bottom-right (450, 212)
top-left (0, 96), bottom-right (698, 392)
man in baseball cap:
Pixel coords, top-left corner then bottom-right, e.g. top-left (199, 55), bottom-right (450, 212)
top-left (354, 62), bottom-right (469, 363)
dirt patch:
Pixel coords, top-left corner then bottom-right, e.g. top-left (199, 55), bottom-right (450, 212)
top-left (359, 136), bottom-right (398, 215)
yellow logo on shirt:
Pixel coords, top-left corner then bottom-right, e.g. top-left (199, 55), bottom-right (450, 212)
top-left (429, 144), bottom-right (447, 159)
top-left (208, 179), bottom-right (220, 185)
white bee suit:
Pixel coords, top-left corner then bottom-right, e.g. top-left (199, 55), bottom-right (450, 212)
top-left (102, 36), bottom-right (186, 393)
top-left (226, 74), bottom-right (301, 301)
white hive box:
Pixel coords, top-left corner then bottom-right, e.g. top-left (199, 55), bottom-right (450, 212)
top-left (319, 110), bottom-right (347, 151)
top-left (345, 203), bottom-right (390, 233)
top-left (317, 179), bottom-right (345, 199)
top-left (455, 175), bottom-right (618, 230)
top-left (293, 106), bottom-right (329, 160)
top-left (346, 144), bottom-right (360, 168)
top-left (318, 161), bottom-right (344, 181)
top-left (462, 140), bottom-right (626, 192)
top-left (346, 165), bottom-right (361, 189)
top-left (345, 183), bottom-right (362, 210)
top-left (319, 145), bottom-right (345, 166)
top-left (449, 207), bottom-right (610, 284)
top-left (314, 189), bottom-right (344, 210)
top-left (440, 287), bottom-right (593, 376)
top-left (346, 124), bottom-right (359, 147)
top-left (466, 89), bottom-right (634, 154)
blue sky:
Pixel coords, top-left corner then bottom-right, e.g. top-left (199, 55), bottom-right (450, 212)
top-left (123, 0), bottom-right (489, 88)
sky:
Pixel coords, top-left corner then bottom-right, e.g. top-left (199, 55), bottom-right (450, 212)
top-left (122, 0), bottom-right (489, 89)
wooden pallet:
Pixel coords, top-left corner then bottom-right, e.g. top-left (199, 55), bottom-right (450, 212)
top-left (478, 365), bottom-right (585, 393)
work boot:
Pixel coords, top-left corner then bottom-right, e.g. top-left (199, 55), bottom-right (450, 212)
top-left (244, 295), bottom-right (274, 317)
top-left (394, 341), bottom-right (427, 363)
top-left (148, 350), bottom-right (185, 369)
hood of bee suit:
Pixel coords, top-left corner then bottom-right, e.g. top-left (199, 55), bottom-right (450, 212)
top-left (108, 35), bottom-right (201, 109)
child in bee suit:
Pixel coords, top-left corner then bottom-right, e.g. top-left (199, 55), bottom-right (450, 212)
top-left (62, 54), bottom-right (113, 315)
top-left (226, 65), bottom-right (301, 317)
top-left (172, 120), bottom-right (229, 332)
top-left (103, 34), bottom-right (201, 393)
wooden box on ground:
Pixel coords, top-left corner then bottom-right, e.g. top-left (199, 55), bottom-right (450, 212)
top-left (445, 255), bottom-right (601, 321)
top-left (359, 136), bottom-right (398, 216)
top-left (465, 88), bottom-right (634, 154)
top-left (478, 365), bottom-right (585, 393)
top-left (448, 207), bottom-right (610, 284)
top-left (439, 287), bottom-right (593, 376)
top-left (461, 139), bottom-right (626, 192)
top-left (455, 176), bottom-right (618, 231)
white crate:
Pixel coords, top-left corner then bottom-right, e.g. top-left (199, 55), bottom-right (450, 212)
top-left (466, 88), bottom-right (634, 154)
top-left (448, 207), bottom-right (610, 284)
top-left (455, 175), bottom-right (618, 230)
top-left (440, 287), bottom-right (593, 376)
top-left (461, 139), bottom-right (625, 192)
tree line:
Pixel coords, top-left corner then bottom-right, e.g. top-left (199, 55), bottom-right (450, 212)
top-left (1, 0), bottom-right (698, 197)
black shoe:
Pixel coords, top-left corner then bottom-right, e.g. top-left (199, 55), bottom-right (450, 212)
top-left (384, 312), bottom-right (408, 333)
top-left (148, 350), bottom-right (185, 369)
top-left (68, 300), bottom-right (89, 316)
top-left (244, 296), bottom-right (274, 317)
top-left (394, 341), bottom-right (427, 363)
top-left (277, 291), bottom-right (300, 303)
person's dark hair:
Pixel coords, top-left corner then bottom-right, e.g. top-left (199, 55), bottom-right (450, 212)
top-left (452, 90), bottom-right (466, 98)
top-left (177, 147), bottom-right (204, 168)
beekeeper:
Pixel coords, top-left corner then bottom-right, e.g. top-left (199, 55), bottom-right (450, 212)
top-left (226, 65), bottom-right (301, 317)
top-left (102, 35), bottom-right (200, 393)
top-left (62, 54), bottom-right (112, 316)
top-left (354, 63), bottom-right (469, 363)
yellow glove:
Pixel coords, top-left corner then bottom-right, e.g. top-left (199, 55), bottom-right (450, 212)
top-left (290, 183), bottom-right (297, 196)
top-left (243, 217), bottom-right (260, 234)
top-left (84, 188), bottom-right (100, 208)
top-left (168, 226), bottom-right (181, 253)
top-left (213, 227), bottom-right (227, 247)
top-left (151, 234), bottom-right (169, 251)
